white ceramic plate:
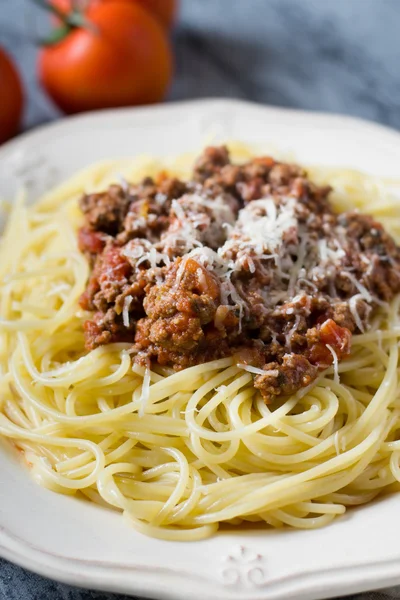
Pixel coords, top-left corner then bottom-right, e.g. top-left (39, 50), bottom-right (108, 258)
top-left (1, 99), bottom-right (400, 600)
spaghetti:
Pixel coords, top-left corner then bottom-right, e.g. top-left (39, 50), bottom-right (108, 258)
top-left (1, 144), bottom-right (400, 540)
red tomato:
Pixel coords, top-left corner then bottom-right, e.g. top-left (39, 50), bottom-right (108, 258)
top-left (134, 0), bottom-right (177, 28)
top-left (319, 319), bottom-right (352, 356)
top-left (0, 47), bottom-right (23, 144)
top-left (52, 0), bottom-right (177, 28)
top-left (78, 227), bottom-right (106, 254)
top-left (39, 1), bottom-right (173, 114)
top-left (307, 319), bottom-right (352, 368)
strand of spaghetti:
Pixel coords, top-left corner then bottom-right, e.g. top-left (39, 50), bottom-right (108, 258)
top-left (146, 358), bottom-right (235, 403)
top-left (269, 510), bottom-right (338, 529)
top-left (190, 432), bottom-right (240, 466)
top-left (187, 423), bottom-right (385, 524)
top-left (344, 340), bottom-right (398, 441)
top-left (10, 358), bottom-right (148, 426)
top-left (60, 443), bottom-right (140, 481)
top-left (57, 439), bottom-right (137, 479)
top-left (12, 360), bottom-right (192, 435)
top-left (150, 448), bottom-right (191, 526)
top-left (97, 462), bottom-right (147, 510)
top-left (0, 191), bottom-right (28, 278)
top-left (124, 514), bottom-right (218, 541)
top-left (167, 469), bottom-right (203, 524)
top-left (352, 328), bottom-right (400, 344)
top-left (34, 161), bottom-right (126, 211)
top-left (0, 415), bottom-right (106, 488)
top-left (17, 334), bottom-right (131, 385)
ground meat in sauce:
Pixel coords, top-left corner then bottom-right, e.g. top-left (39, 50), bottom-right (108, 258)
top-left (78, 146), bottom-right (400, 401)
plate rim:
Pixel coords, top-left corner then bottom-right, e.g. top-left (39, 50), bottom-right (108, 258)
top-left (2, 520), bottom-right (400, 600)
top-left (1, 97), bottom-right (400, 160)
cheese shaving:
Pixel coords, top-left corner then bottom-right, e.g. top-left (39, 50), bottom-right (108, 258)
top-left (220, 196), bottom-right (297, 260)
top-left (122, 295), bottom-right (133, 328)
top-left (342, 271), bottom-right (373, 302)
top-left (349, 294), bottom-right (366, 333)
top-left (237, 363), bottom-right (266, 376)
top-left (326, 344), bottom-right (340, 384)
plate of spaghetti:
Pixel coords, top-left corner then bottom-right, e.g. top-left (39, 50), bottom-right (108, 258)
top-left (1, 99), bottom-right (400, 600)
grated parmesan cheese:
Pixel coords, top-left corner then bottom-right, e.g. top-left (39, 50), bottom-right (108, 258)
top-left (342, 271), bottom-right (372, 302)
top-left (237, 363), bottom-right (266, 376)
top-left (220, 196), bottom-right (297, 260)
top-left (326, 344), bottom-right (340, 384)
top-left (161, 194), bottom-right (235, 257)
top-left (349, 294), bottom-right (366, 333)
top-left (122, 295), bottom-right (133, 328)
top-left (284, 314), bottom-right (301, 348)
top-left (318, 238), bottom-right (346, 264)
top-left (122, 239), bottom-right (170, 270)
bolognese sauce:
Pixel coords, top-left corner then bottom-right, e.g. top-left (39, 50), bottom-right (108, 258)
top-left (78, 146), bottom-right (400, 400)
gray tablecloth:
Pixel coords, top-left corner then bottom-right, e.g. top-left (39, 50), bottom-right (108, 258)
top-left (0, 1), bottom-right (400, 599)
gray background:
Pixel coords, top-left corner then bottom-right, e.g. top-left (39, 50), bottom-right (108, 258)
top-left (0, 0), bottom-right (399, 598)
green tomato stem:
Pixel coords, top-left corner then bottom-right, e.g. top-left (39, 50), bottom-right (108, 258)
top-left (32, 0), bottom-right (98, 46)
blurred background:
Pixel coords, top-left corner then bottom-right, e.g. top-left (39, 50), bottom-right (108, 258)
top-left (0, 0), bottom-right (399, 139)
top-left (0, 1), bottom-right (400, 599)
